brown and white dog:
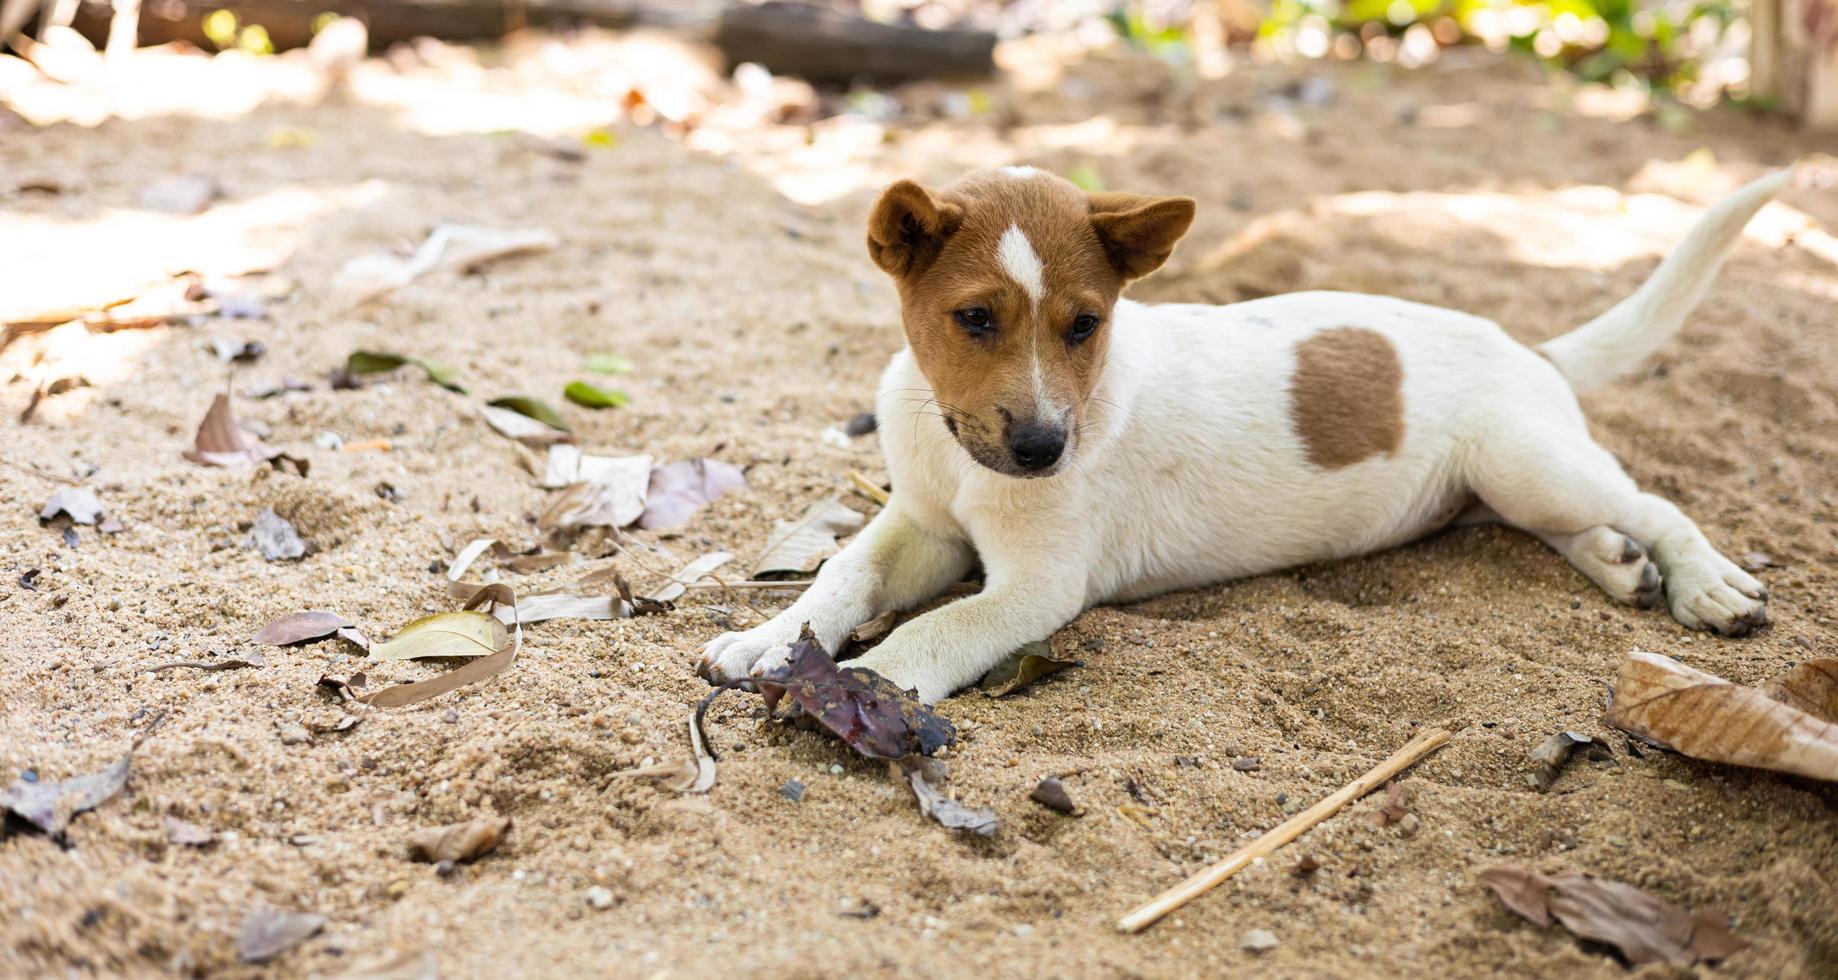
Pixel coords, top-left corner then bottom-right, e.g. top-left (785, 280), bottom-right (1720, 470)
top-left (701, 165), bottom-right (1787, 703)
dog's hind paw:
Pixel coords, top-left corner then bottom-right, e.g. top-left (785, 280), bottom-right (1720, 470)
top-left (1664, 557), bottom-right (1768, 637)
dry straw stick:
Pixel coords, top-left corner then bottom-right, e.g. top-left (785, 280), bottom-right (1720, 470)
top-left (1117, 727), bottom-right (1452, 933)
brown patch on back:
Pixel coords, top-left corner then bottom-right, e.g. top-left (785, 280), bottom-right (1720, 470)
top-left (1289, 327), bottom-right (1404, 468)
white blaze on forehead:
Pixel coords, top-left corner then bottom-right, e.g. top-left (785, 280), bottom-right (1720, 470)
top-left (996, 224), bottom-right (1045, 305)
top-left (1000, 165), bottom-right (1040, 179)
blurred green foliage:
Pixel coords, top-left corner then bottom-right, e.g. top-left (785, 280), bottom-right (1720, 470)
top-left (1110, 0), bottom-right (1749, 104)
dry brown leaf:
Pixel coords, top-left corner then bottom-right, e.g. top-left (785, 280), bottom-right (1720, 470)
top-left (1603, 651), bottom-right (1838, 781)
top-left (1, 750), bottom-right (132, 836)
top-left (360, 586), bottom-right (520, 708)
top-left (752, 494), bottom-right (865, 577)
top-left (254, 611), bottom-right (352, 646)
top-left (898, 758), bottom-right (996, 836)
top-left (368, 610), bottom-right (509, 662)
top-left (1527, 731), bottom-right (1593, 792)
top-left (539, 454), bottom-right (653, 529)
top-left (977, 640), bottom-right (1077, 696)
top-left (1479, 865), bottom-right (1746, 966)
top-left (238, 907), bottom-right (325, 964)
top-left (1763, 659), bottom-right (1838, 719)
top-left (183, 394), bottom-right (307, 474)
top-left (406, 816), bottom-right (511, 863)
top-left (481, 405), bottom-right (573, 447)
top-left (638, 458), bottom-right (747, 530)
top-left (147, 650), bottom-right (267, 672)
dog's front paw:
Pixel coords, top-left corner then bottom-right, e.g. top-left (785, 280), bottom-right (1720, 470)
top-left (698, 618), bottom-right (805, 684)
top-left (1665, 557), bottom-right (1768, 637)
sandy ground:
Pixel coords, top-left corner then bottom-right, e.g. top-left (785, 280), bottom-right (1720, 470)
top-left (4, 32), bottom-right (1838, 979)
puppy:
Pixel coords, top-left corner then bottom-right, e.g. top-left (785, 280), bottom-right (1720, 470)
top-left (701, 166), bottom-right (1786, 704)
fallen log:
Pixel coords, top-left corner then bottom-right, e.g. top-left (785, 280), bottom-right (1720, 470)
top-left (713, 0), bottom-right (995, 86)
top-left (65, 0), bottom-right (642, 53)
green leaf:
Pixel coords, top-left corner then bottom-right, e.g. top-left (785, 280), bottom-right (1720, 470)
top-left (346, 350), bottom-right (409, 374)
top-left (487, 396), bottom-right (569, 432)
top-left (417, 359), bottom-right (465, 392)
top-left (369, 610), bottom-right (509, 662)
top-left (564, 381), bottom-right (628, 409)
top-left (583, 352), bottom-right (632, 375)
top-left (345, 350), bottom-right (466, 393)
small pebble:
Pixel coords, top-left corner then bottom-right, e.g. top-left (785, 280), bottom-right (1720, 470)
top-left (586, 886), bottom-right (615, 910)
top-left (1240, 928), bottom-right (1278, 953)
top-left (1232, 757), bottom-right (1261, 772)
top-left (443, 709), bottom-right (459, 724)
top-left (780, 779), bottom-right (806, 802)
top-left (1029, 777), bottom-right (1077, 815)
top-left (1397, 813), bottom-right (1421, 838)
top-left (829, 764), bottom-right (844, 776)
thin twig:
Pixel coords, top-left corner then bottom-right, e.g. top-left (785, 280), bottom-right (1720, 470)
top-left (848, 469), bottom-right (890, 506)
top-left (1116, 727), bottom-right (1452, 933)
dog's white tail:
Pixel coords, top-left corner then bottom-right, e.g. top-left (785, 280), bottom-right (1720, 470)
top-left (1537, 168), bottom-right (1793, 393)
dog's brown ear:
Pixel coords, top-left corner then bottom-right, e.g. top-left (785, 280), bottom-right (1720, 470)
top-left (867, 180), bottom-right (963, 278)
top-left (1088, 192), bottom-right (1196, 281)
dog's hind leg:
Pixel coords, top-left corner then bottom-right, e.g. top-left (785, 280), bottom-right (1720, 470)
top-left (1465, 415), bottom-right (1767, 635)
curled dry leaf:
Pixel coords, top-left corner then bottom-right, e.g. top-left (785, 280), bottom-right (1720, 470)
top-left (482, 405), bottom-right (572, 447)
top-left (1528, 732), bottom-right (1594, 792)
top-left (978, 641), bottom-right (1077, 696)
top-left (541, 445), bottom-right (646, 489)
top-left (259, 606), bottom-right (358, 647)
top-left (899, 758), bottom-right (996, 836)
top-left (638, 458), bottom-right (747, 530)
top-left (39, 487), bottom-right (103, 525)
top-left (238, 907), bottom-right (326, 964)
top-left (698, 628), bottom-right (955, 761)
top-left (539, 454), bottom-right (654, 529)
top-left (1603, 651), bottom-right (1838, 781)
top-left (446, 537), bottom-right (498, 580)
top-left (360, 585), bottom-right (521, 708)
top-left (752, 494), bottom-right (865, 577)
top-left (406, 816), bottom-right (512, 863)
top-left (184, 394), bottom-right (307, 475)
top-left (1, 751), bottom-right (132, 836)
top-left (369, 610), bottom-right (510, 662)
top-left (1479, 865), bottom-right (1746, 966)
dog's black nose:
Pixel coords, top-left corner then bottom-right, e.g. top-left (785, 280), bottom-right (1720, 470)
top-left (1007, 422), bottom-right (1066, 471)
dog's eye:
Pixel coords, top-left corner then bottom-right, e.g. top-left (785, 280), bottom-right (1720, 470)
top-left (954, 307), bottom-right (993, 335)
top-left (1068, 313), bottom-right (1101, 342)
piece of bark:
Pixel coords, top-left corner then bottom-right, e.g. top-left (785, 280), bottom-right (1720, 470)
top-left (713, 1), bottom-right (996, 86)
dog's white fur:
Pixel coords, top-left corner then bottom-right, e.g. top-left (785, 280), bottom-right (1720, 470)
top-left (702, 170), bottom-right (1787, 703)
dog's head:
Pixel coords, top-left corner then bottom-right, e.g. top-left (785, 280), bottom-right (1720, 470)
top-left (868, 167), bottom-right (1194, 478)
